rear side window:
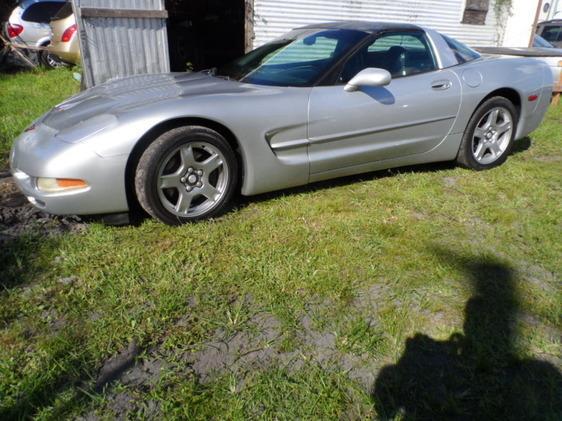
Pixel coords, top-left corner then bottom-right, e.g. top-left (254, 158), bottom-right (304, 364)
top-left (540, 26), bottom-right (562, 43)
top-left (442, 34), bottom-right (480, 64)
top-left (21, 2), bottom-right (65, 24)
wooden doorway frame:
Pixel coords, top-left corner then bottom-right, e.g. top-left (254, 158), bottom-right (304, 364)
top-left (245, 0), bottom-right (255, 52)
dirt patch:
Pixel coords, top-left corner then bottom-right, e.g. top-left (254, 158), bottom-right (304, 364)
top-left (93, 290), bottom-right (393, 418)
top-left (534, 155), bottom-right (561, 163)
top-left (0, 173), bottom-right (86, 242)
top-left (442, 176), bottom-right (459, 188)
top-left (186, 312), bottom-right (285, 385)
top-left (297, 311), bottom-right (380, 390)
top-left (177, 301), bottom-right (382, 391)
top-left (120, 357), bottom-right (165, 388)
top-left (95, 341), bottom-right (140, 391)
top-left (106, 393), bottom-right (135, 419)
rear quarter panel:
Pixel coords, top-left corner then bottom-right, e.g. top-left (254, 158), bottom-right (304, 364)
top-left (449, 56), bottom-right (553, 140)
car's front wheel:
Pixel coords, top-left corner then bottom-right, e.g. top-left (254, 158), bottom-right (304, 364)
top-left (456, 96), bottom-right (518, 170)
top-left (135, 126), bottom-right (239, 225)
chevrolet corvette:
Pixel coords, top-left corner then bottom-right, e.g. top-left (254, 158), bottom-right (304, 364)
top-left (10, 21), bottom-right (553, 224)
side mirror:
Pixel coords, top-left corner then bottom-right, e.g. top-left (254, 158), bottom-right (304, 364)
top-left (344, 68), bottom-right (392, 92)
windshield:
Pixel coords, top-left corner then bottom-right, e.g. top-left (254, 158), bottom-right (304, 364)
top-left (216, 29), bottom-right (368, 87)
top-left (540, 25), bottom-right (562, 43)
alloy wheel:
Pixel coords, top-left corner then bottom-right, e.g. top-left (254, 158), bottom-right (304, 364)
top-left (471, 106), bottom-right (513, 165)
top-left (157, 141), bottom-right (229, 218)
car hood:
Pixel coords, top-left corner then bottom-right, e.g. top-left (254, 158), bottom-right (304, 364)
top-left (41, 72), bottom-right (248, 132)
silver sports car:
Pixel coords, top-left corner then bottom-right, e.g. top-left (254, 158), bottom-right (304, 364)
top-left (10, 22), bottom-right (553, 225)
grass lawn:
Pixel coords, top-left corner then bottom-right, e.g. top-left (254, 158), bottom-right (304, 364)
top-left (0, 69), bottom-right (79, 168)
top-left (0, 68), bottom-right (561, 419)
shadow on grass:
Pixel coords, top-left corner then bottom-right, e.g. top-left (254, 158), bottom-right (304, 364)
top-left (0, 331), bottom-right (94, 419)
top-left (512, 136), bottom-right (532, 154)
top-left (373, 247), bottom-right (561, 420)
top-left (0, 234), bottom-right (61, 291)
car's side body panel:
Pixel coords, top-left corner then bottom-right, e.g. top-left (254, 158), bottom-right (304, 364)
top-left (308, 69), bottom-right (462, 175)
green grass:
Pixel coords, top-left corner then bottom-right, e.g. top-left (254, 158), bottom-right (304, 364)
top-left (0, 68), bottom-right (79, 167)
top-left (1, 69), bottom-right (561, 419)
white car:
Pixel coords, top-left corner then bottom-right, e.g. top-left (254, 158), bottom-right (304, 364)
top-left (6, 0), bottom-right (66, 67)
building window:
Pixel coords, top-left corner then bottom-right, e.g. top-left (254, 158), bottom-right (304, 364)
top-left (462, 0), bottom-right (489, 25)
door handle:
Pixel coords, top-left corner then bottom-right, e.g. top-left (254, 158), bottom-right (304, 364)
top-left (431, 80), bottom-right (452, 90)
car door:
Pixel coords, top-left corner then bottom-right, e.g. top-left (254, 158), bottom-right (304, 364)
top-left (308, 31), bottom-right (461, 175)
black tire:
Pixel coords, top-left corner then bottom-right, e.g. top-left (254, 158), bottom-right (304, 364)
top-left (135, 126), bottom-right (239, 225)
top-left (39, 50), bottom-right (67, 69)
top-left (456, 96), bottom-right (518, 170)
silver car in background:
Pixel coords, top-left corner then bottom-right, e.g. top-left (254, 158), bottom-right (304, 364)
top-left (10, 22), bottom-right (553, 225)
top-left (537, 19), bottom-right (562, 48)
top-left (6, 0), bottom-right (66, 67)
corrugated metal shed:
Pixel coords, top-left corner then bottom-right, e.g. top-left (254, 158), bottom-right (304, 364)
top-left (253, 0), bottom-right (501, 48)
top-left (72, 0), bottom-right (170, 87)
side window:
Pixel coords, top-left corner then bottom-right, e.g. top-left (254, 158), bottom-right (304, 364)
top-left (339, 31), bottom-right (437, 83)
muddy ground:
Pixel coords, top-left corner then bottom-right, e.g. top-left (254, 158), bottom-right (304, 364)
top-left (0, 170), bottom-right (86, 243)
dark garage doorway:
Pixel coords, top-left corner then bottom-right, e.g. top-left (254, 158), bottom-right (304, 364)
top-left (166, 0), bottom-right (248, 72)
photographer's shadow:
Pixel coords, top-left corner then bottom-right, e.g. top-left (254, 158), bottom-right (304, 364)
top-left (373, 248), bottom-right (562, 420)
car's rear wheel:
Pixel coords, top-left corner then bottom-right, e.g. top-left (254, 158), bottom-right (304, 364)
top-left (39, 51), bottom-right (67, 69)
top-left (135, 126), bottom-right (238, 225)
top-left (456, 96), bottom-right (518, 170)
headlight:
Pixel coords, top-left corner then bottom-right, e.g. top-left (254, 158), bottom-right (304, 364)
top-left (36, 178), bottom-right (89, 193)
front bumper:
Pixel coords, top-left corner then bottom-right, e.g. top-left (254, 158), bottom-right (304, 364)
top-left (10, 125), bottom-right (130, 215)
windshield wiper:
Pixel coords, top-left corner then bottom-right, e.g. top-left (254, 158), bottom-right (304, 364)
top-left (199, 67), bottom-right (217, 75)
top-left (199, 67), bottom-right (230, 80)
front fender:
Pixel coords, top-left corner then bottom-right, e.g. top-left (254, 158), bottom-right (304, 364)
top-left (85, 87), bottom-right (311, 196)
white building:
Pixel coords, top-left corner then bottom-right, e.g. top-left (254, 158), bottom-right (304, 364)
top-left (250, 0), bottom-right (545, 49)
top-left (541, 0), bottom-right (562, 19)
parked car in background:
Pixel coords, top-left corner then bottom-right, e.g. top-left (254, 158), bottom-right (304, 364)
top-left (533, 34), bottom-right (556, 48)
top-left (47, 2), bottom-right (80, 65)
top-left (6, 0), bottom-right (66, 67)
top-left (537, 19), bottom-right (562, 48)
top-left (475, 36), bottom-right (562, 98)
top-left (10, 22), bottom-right (554, 225)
